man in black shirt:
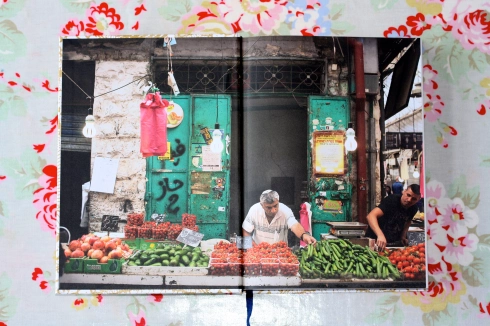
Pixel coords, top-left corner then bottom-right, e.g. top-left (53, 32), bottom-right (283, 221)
top-left (365, 184), bottom-right (421, 251)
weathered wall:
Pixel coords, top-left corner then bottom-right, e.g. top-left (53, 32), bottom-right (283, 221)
top-left (88, 60), bottom-right (149, 231)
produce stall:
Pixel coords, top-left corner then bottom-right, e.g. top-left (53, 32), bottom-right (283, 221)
top-left (60, 216), bottom-right (426, 291)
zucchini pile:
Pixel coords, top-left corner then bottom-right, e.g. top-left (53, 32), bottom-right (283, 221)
top-left (297, 239), bottom-right (401, 280)
top-left (127, 244), bottom-right (210, 267)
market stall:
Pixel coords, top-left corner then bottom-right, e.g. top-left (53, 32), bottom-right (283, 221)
top-left (60, 215), bottom-right (426, 291)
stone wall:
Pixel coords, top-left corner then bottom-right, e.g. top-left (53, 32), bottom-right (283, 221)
top-left (88, 60), bottom-right (149, 232)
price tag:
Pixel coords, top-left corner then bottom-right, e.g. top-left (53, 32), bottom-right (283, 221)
top-left (176, 228), bottom-right (204, 247)
top-left (101, 215), bottom-right (119, 232)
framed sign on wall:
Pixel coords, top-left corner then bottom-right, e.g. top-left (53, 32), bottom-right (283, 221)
top-left (312, 131), bottom-right (345, 176)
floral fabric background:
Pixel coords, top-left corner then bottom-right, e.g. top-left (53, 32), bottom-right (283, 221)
top-left (1, 0), bottom-right (490, 325)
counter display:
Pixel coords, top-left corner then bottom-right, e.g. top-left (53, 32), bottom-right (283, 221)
top-left (61, 235), bottom-right (426, 291)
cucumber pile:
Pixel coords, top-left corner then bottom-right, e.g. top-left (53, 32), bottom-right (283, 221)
top-left (127, 244), bottom-right (210, 267)
top-left (297, 239), bottom-right (401, 280)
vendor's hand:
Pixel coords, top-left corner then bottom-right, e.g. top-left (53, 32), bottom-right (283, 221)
top-left (401, 237), bottom-right (409, 246)
top-left (303, 234), bottom-right (317, 245)
top-left (376, 235), bottom-right (387, 252)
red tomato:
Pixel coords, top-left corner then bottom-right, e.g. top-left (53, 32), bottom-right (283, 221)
top-left (413, 258), bottom-right (421, 264)
top-left (402, 261), bottom-right (410, 267)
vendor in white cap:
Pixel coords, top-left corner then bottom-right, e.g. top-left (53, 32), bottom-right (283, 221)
top-left (242, 190), bottom-right (317, 245)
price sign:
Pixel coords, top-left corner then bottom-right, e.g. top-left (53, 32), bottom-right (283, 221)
top-left (176, 228), bottom-right (204, 247)
top-left (101, 215), bottom-right (120, 232)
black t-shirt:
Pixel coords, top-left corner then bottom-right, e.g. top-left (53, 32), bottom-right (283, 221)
top-left (365, 194), bottom-right (418, 243)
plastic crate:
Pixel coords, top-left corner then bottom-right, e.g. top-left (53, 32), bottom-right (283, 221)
top-left (243, 262), bottom-right (261, 276)
top-left (209, 258), bottom-right (228, 276)
top-left (261, 258), bottom-right (279, 276)
top-left (83, 258), bottom-right (124, 274)
top-left (64, 258), bottom-right (85, 273)
top-left (279, 259), bottom-right (300, 276)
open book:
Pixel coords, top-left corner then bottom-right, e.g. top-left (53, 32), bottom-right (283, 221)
top-left (58, 36), bottom-right (426, 294)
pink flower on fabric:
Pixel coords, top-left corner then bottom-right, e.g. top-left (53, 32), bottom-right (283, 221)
top-left (438, 198), bottom-right (478, 235)
top-left (423, 93), bottom-right (443, 122)
top-left (286, 5), bottom-right (326, 36)
top-left (61, 19), bottom-right (85, 36)
top-left (427, 223), bottom-right (447, 265)
top-left (423, 64), bottom-right (438, 91)
top-left (451, 10), bottom-right (490, 54)
top-left (423, 65), bottom-right (443, 122)
top-left (128, 310), bottom-right (146, 326)
top-left (32, 165), bottom-right (57, 236)
top-left (217, 0), bottom-right (288, 35)
top-left (425, 180), bottom-right (447, 223)
top-left (432, 228), bottom-right (479, 266)
top-left (85, 2), bottom-right (125, 36)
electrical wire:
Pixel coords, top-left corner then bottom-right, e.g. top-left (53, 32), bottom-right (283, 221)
top-left (62, 70), bottom-right (150, 101)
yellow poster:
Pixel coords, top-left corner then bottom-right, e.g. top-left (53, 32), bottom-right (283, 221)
top-left (313, 131), bottom-right (345, 175)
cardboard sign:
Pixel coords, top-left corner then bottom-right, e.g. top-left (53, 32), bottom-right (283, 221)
top-left (101, 215), bottom-right (120, 232)
top-left (176, 228), bottom-right (204, 247)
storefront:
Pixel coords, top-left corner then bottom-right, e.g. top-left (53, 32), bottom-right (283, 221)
top-left (59, 36), bottom-right (425, 292)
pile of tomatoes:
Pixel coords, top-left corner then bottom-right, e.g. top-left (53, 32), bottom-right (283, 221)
top-left (386, 243), bottom-right (426, 280)
top-left (209, 242), bottom-right (243, 276)
top-left (243, 241), bottom-right (299, 277)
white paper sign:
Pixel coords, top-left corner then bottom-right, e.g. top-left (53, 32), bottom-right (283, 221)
top-left (201, 145), bottom-right (222, 171)
top-left (90, 157), bottom-right (119, 194)
top-left (176, 228), bottom-right (205, 247)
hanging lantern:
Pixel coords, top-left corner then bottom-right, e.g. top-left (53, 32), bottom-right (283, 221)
top-left (345, 122), bottom-right (357, 154)
top-left (82, 114), bottom-right (96, 138)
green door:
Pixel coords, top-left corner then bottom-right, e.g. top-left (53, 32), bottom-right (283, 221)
top-left (145, 94), bottom-right (232, 240)
top-left (307, 96), bottom-right (353, 239)
top-left (188, 95), bottom-right (231, 240)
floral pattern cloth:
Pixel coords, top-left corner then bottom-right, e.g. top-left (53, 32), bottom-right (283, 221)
top-left (1, 0), bottom-right (490, 325)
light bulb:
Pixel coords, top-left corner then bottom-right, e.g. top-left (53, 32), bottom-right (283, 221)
top-left (210, 129), bottom-right (224, 153)
top-left (345, 127), bottom-right (357, 153)
top-left (413, 169), bottom-right (420, 178)
top-left (82, 114), bottom-right (96, 138)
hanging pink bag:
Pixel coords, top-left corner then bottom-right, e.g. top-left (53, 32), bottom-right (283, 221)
top-left (140, 92), bottom-right (169, 157)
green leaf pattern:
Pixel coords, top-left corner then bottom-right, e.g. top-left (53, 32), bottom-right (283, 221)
top-left (0, 19), bottom-right (27, 62)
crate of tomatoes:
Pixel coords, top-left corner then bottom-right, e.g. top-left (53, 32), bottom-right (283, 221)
top-left (385, 243), bottom-right (426, 281)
